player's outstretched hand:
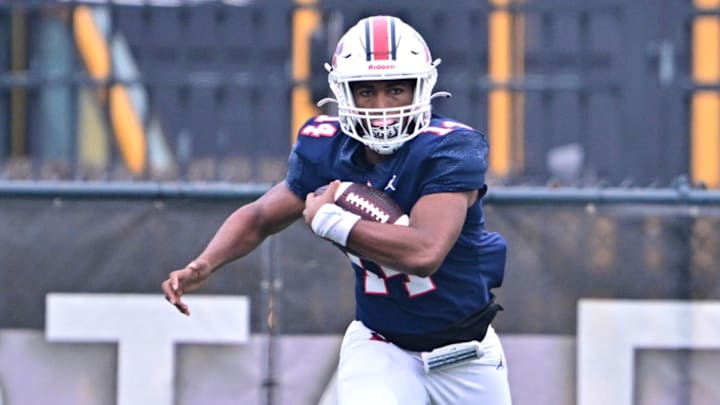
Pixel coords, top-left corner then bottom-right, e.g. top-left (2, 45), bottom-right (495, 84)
top-left (303, 179), bottom-right (341, 225)
top-left (161, 261), bottom-right (209, 316)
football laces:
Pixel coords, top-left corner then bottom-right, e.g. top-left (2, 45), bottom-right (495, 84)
top-left (344, 192), bottom-right (390, 223)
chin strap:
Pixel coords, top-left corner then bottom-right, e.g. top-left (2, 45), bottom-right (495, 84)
top-left (430, 91), bottom-right (452, 100)
top-left (316, 97), bottom-right (338, 108)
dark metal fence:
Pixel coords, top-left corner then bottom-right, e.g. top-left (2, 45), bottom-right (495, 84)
top-left (0, 0), bottom-right (295, 182)
top-left (314, 0), bottom-right (715, 187)
top-left (2, 181), bottom-right (719, 335)
top-left (1, 0), bottom-right (720, 187)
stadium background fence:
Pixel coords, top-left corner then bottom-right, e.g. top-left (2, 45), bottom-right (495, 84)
top-left (1, 0), bottom-right (719, 187)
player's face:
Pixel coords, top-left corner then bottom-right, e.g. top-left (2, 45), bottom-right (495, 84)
top-left (349, 79), bottom-right (416, 144)
top-left (351, 80), bottom-right (415, 110)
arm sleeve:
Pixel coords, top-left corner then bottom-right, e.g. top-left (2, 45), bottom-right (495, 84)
top-left (285, 146), bottom-right (306, 199)
top-left (419, 130), bottom-right (489, 196)
top-left (285, 137), bottom-right (330, 200)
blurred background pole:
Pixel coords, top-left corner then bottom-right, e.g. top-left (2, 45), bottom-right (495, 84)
top-left (0, 7), bottom-right (9, 162)
top-left (291, 0), bottom-right (320, 144)
top-left (261, 236), bottom-right (281, 405)
top-left (32, 5), bottom-right (75, 170)
top-left (10, 5), bottom-right (27, 160)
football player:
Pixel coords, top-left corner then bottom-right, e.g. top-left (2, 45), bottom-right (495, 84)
top-left (163, 15), bottom-right (512, 405)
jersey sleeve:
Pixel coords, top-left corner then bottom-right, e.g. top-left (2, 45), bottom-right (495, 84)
top-left (285, 145), bottom-right (310, 200)
top-left (419, 129), bottom-right (489, 195)
top-left (285, 116), bottom-right (340, 199)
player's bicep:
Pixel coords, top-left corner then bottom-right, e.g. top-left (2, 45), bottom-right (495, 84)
top-left (409, 190), bottom-right (474, 253)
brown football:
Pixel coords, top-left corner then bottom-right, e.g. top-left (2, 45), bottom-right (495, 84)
top-left (315, 182), bottom-right (409, 225)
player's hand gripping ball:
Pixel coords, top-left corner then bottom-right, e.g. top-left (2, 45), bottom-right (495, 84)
top-left (315, 182), bottom-right (409, 225)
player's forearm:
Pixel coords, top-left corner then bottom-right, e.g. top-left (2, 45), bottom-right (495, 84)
top-left (347, 221), bottom-right (450, 277)
top-left (191, 183), bottom-right (304, 275)
top-left (192, 205), bottom-right (269, 275)
top-left (345, 193), bottom-right (468, 277)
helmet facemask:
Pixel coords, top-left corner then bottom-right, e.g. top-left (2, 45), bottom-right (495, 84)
top-left (334, 75), bottom-right (436, 155)
top-left (318, 16), bottom-right (448, 155)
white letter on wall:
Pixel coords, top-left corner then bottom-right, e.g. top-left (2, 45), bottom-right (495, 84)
top-left (577, 299), bottom-right (720, 405)
top-left (46, 293), bottom-right (249, 405)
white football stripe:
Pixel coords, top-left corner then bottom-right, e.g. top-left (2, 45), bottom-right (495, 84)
top-left (334, 182), bottom-right (353, 201)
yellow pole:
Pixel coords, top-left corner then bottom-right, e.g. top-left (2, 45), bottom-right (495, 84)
top-left (692, 0), bottom-right (720, 188)
top-left (489, 0), bottom-right (521, 178)
top-left (74, 6), bottom-right (146, 175)
top-left (291, 0), bottom-right (321, 144)
top-left (109, 84), bottom-right (146, 174)
top-left (73, 7), bottom-right (110, 82)
top-left (511, 3), bottom-right (525, 173)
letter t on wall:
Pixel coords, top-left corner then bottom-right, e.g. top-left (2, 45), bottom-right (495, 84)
top-left (577, 299), bottom-right (720, 405)
top-left (46, 293), bottom-right (249, 405)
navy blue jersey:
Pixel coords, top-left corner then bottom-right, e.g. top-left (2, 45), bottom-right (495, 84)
top-left (286, 114), bottom-right (506, 336)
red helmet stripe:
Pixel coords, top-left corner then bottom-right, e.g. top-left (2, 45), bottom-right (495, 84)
top-left (369, 16), bottom-right (390, 61)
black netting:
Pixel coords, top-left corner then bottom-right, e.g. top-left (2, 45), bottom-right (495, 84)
top-left (2, 194), bottom-right (718, 335)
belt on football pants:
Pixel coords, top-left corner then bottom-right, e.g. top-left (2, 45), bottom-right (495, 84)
top-left (372, 298), bottom-right (503, 352)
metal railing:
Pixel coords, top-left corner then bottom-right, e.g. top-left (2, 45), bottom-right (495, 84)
top-left (2, 180), bottom-right (718, 205)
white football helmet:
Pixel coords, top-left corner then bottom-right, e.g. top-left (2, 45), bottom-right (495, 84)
top-left (318, 16), bottom-right (450, 155)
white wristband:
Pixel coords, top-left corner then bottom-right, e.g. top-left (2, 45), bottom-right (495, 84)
top-left (311, 203), bottom-right (362, 247)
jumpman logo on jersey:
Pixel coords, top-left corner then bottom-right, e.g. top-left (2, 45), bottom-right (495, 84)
top-left (384, 175), bottom-right (398, 191)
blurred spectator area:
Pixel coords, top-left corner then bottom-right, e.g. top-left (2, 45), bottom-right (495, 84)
top-left (1, 0), bottom-right (720, 187)
top-left (0, 1), bottom-right (294, 183)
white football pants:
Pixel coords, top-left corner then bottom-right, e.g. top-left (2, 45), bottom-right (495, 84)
top-left (336, 320), bottom-right (512, 405)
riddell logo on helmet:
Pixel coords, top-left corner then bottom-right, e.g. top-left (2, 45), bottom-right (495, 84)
top-left (368, 64), bottom-right (396, 70)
